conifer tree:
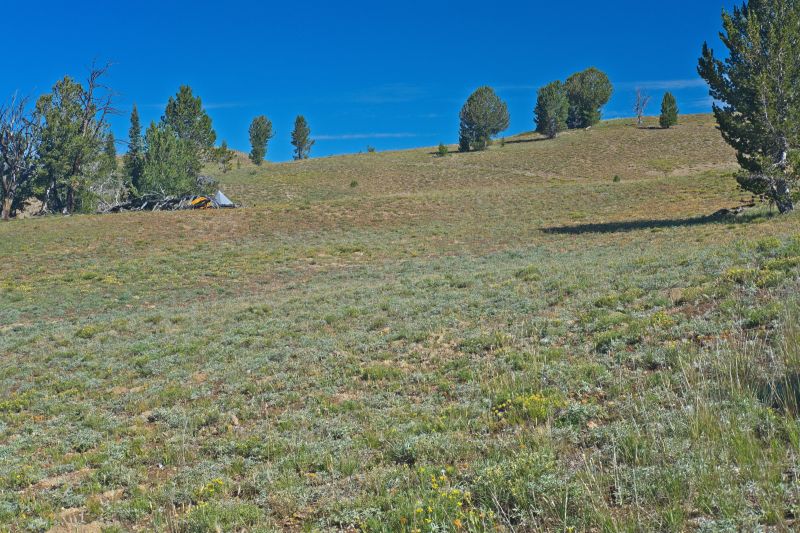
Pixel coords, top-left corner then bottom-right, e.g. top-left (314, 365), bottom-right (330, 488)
top-left (458, 86), bottom-right (509, 152)
top-left (565, 67), bottom-right (613, 129)
top-left (34, 66), bottom-right (114, 214)
top-left (291, 115), bottom-right (314, 160)
top-left (161, 86), bottom-right (216, 161)
top-left (248, 115), bottom-right (273, 165)
top-left (659, 92), bottom-right (679, 129)
top-left (140, 122), bottom-right (200, 196)
top-left (102, 132), bottom-right (117, 174)
top-left (535, 81), bottom-right (569, 139)
top-left (698, 0), bottom-right (800, 213)
top-left (123, 105), bottom-right (144, 193)
top-left (216, 140), bottom-right (234, 173)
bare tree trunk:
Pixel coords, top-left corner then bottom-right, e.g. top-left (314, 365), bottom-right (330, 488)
top-left (772, 178), bottom-right (794, 214)
top-left (41, 181), bottom-right (56, 214)
top-left (0, 95), bottom-right (38, 215)
top-left (1, 196), bottom-right (11, 220)
top-left (634, 88), bottom-right (651, 128)
top-left (66, 184), bottom-right (74, 214)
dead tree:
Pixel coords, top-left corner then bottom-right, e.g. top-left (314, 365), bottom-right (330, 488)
top-left (634, 88), bottom-right (651, 128)
top-left (0, 95), bottom-right (39, 220)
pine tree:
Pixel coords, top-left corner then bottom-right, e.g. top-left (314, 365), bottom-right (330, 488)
top-left (34, 69), bottom-right (113, 214)
top-left (535, 81), bottom-right (569, 139)
top-left (458, 86), bottom-right (509, 152)
top-left (103, 132), bottom-right (117, 174)
top-left (291, 115), bottom-right (314, 160)
top-left (140, 122), bottom-right (200, 196)
top-left (698, 0), bottom-right (800, 213)
top-left (123, 105), bottom-right (144, 194)
top-left (659, 93), bottom-right (679, 129)
top-left (216, 140), bottom-right (234, 173)
top-left (161, 86), bottom-right (216, 161)
top-left (248, 115), bottom-right (273, 165)
top-left (565, 67), bottom-right (613, 129)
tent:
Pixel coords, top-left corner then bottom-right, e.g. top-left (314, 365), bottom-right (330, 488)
top-left (213, 190), bottom-right (235, 208)
top-left (103, 190), bottom-right (237, 213)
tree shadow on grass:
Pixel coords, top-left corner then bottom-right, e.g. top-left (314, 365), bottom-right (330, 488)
top-left (503, 137), bottom-right (550, 145)
top-left (426, 138), bottom-right (548, 155)
top-left (542, 210), bottom-right (774, 235)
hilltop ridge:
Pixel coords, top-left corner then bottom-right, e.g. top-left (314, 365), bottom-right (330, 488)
top-left (216, 114), bottom-right (737, 206)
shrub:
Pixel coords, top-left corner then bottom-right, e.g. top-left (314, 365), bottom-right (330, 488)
top-left (470, 449), bottom-right (563, 526)
top-left (437, 143), bottom-right (448, 157)
top-left (764, 256), bottom-right (800, 271)
top-left (745, 303), bottom-right (781, 328)
top-left (180, 501), bottom-right (262, 533)
top-left (76, 324), bottom-right (104, 339)
top-left (491, 392), bottom-right (564, 425)
top-left (756, 269), bottom-right (784, 288)
top-left (386, 439), bottom-right (417, 465)
top-left (514, 265), bottom-right (541, 281)
top-left (722, 267), bottom-right (757, 284)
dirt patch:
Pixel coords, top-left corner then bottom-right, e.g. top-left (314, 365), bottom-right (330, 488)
top-left (32, 468), bottom-right (91, 491)
top-left (48, 518), bottom-right (108, 533)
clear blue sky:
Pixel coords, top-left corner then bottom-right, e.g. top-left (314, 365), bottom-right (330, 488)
top-left (1, 0), bottom-right (734, 162)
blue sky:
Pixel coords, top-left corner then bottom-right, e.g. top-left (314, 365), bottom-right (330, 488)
top-left (0, 0), bottom-right (734, 161)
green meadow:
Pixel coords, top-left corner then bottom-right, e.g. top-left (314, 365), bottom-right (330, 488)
top-left (2, 115), bottom-right (800, 532)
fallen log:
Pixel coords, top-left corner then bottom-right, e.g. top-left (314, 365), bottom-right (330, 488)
top-left (101, 192), bottom-right (236, 214)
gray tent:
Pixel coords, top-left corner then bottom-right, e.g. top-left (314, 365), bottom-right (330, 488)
top-left (213, 190), bottom-right (235, 208)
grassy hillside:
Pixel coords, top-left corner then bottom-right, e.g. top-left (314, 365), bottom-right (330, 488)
top-left (2, 115), bottom-right (800, 532)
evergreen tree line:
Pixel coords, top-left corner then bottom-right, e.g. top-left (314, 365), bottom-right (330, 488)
top-left (454, 0), bottom-right (800, 213)
top-left (0, 71), bottom-right (317, 219)
top-left (2, 0), bottom-right (798, 218)
top-left (458, 67), bottom-right (682, 152)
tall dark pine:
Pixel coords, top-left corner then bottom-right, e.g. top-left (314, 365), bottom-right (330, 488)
top-left (698, 0), bottom-right (800, 213)
top-left (103, 132), bottom-right (117, 173)
top-left (659, 93), bottom-right (679, 129)
top-left (123, 105), bottom-right (144, 193)
top-left (291, 115), bottom-right (314, 160)
top-left (161, 86), bottom-right (216, 161)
